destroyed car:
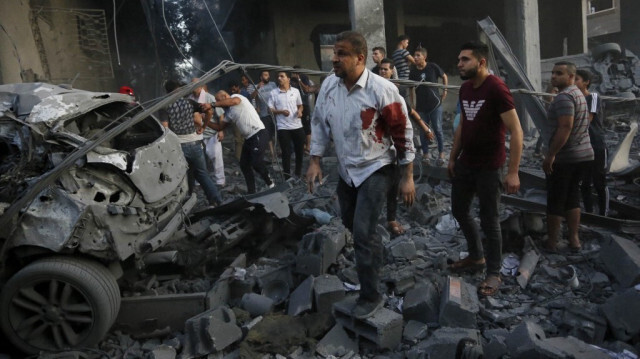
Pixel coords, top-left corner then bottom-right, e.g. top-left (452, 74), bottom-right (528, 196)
top-left (0, 83), bottom-right (195, 354)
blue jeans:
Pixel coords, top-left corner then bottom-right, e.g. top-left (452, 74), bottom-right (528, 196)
top-left (181, 141), bottom-right (222, 205)
top-left (337, 167), bottom-right (390, 301)
top-left (451, 161), bottom-right (503, 276)
top-left (419, 106), bottom-right (443, 155)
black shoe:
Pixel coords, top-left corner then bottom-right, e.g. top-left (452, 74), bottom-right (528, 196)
top-left (352, 296), bottom-right (384, 319)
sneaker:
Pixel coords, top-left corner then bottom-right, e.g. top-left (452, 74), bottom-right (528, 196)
top-left (352, 296), bottom-right (384, 319)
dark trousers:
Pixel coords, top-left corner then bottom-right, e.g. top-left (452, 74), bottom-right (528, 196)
top-left (181, 141), bottom-right (222, 205)
top-left (451, 162), bottom-right (503, 276)
top-left (386, 164), bottom-right (401, 222)
top-left (277, 127), bottom-right (305, 179)
top-left (580, 147), bottom-right (609, 215)
top-left (546, 161), bottom-right (589, 215)
top-left (337, 167), bottom-right (390, 301)
top-left (240, 129), bottom-right (272, 194)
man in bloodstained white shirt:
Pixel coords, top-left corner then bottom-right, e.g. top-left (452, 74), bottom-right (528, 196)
top-left (306, 30), bottom-right (415, 319)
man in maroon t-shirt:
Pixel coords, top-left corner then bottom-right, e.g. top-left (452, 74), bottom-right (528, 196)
top-left (447, 41), bottom-right (523, 297)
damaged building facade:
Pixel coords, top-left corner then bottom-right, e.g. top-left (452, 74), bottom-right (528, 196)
top-left (1, 0), bottom-right (640, 358)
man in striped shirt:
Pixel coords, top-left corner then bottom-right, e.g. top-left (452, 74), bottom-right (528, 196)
top-left (543, 61), bottom-right (594, 252)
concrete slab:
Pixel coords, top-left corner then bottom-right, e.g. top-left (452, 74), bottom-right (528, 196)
top-left (539, 336), bottom-right (609, 359)
top-left (295, 224), bottom-right (347, 276)
top-left (314, 274), bottom-right (345, 314)
top-left (288, 275), bottom-right (314, 316)
top-left (149, 345), bottom-right (177, 359)
top-left (439, 276), bottom-right (479, 328)
top-left (316, 324), bottom-right (358, 358)
top-left (599, 235), bottom-right (640, 288)
top-left (505, 320), bottom-right (564, 358)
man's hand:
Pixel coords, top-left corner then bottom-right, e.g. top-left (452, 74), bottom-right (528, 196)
top-left (542, 154), bottom-right (555, 175)
top-left (297, 110), bottom-right (303, 118)
top-left (200, 103), bottom-right (212, 111)
top-left (306, 156), bottom-right (323, 193)
top-left (503, 172), bottom-right (520, 194)
top-left (425, 128), bottom-right (435, 141)
top-left (217, 131), bottom-right (224, 141)
top-left (282, 109), bottom-right (290, 117)
top-left (399, 176), bottom-right (415, 207)
top-left (447, 160), bottom-right (456, 179)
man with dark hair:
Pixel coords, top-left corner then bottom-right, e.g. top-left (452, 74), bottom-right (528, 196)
top-left (371, 46), bottom-right (386, 75)
top-left (269, 71), bottom-right (305, 179)
top-left (448, 41), bottom-right (523, 297)
top-left (161, 79), bottom-right (222, 206)
top-left (392, 35), bottom-right (415, 80)
top-left (410, 46), bottom-right (449, 164)
top-left (543, 62), bottom-right (593, 252)
top-left (291, 65), bottom-right (314, 154)
top-left (201, 90), bottom-right (274, 193)
top-left (252, 70), bottom-right (278, 161)
top-left (307, 30), bottom-right (415, 319)
top-left (575, 69), bottom-right (608, 216)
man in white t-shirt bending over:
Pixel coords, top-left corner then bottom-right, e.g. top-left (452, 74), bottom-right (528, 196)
top-left (201, 90), bottom-right (275, 194)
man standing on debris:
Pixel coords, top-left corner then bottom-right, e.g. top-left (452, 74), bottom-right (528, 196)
top-left (252, 71), bottom-right (278, 162)
top-left (448, 41), bottom-right (523, 297)
top-left (543, 62), bottom-right (593, 252)
top-left (409, 46), bottom-right (448, 165)
top-left (575, 69), bottom-right (609, 216)
top-left (161, 79), bottom-right (223, 206)
top-left (201, 90), bottom-right (274, 194)
top-left (306, 31), bottom-right (416, 319)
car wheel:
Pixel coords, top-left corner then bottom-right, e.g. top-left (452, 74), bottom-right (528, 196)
top-left (592, 43), bottom-right (622, 60)
top-left (0, 257), bottom-right (120, 354)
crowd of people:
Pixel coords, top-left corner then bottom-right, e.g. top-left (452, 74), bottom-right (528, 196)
top-left (156, 30), bottom-right (608, 319)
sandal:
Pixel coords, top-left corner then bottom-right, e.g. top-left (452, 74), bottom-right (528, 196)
top-left (449, 256), bottom-right (486, 273)
top-left (388, 221), bottom-right (405, 236)
top-left (478, 275), bottom-right (502, 297)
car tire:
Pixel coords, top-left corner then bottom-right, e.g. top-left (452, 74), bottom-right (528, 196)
top-left (592, 43), bottom-right (622, 60)
top-left (0, 257), bottom-right (121, 354)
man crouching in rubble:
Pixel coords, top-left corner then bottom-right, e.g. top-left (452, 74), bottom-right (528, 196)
top-left (306, 30), bottom-right (416, 319)
top-left (161, 79), bottom-right (223, 206)
top-left (448, 41), bottom-right (523, 297)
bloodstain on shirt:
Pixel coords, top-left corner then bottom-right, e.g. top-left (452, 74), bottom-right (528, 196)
top-left (381, 102), bottom-right (409, 155)
top-left (361, 107), bottom-right (376, 129)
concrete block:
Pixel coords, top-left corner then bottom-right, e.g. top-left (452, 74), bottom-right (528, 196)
top-left (181, 307), bottom-right (242, 358)
top-left (387, 238), bottom-right (417, 261)
top-left (381, 267), bottom-right (416, 294)
top-left (402, 282), bottom-right (439, 325)
top-left (560, 305), bottom-right (607, 344)
top-left (416, 327), bottom-right (481, 359)
top-left (439, 276), bottom-right (479, 328)
top-left (316, 324), bottom-right (358, 357)
top-left (288, 275), bottom-right (314, 316)
top-left (539, 336), bottom-right (609, 359)
top-left (403, 320), bottom-right (429, 344)
top-left (505, 320), bottom-right (564, 359)
top-left (483, 337), bottom-right (508, 359)
top-left (240, 293), bottom-right (274, 317)
top-left (295, 225), bottom-right (347, 276)
top-left (228, 278), bottom-right (255, 301)
top-left (314, 274), bottom-right (345, 314)
top-left (333, 295), bottom-right (403, 349)
top-left (601, 288), bottom-right (640, 341)
top-left (599, 235), bottom-right (640, 287)
top-left (150, 345), bottom-right (176, 359)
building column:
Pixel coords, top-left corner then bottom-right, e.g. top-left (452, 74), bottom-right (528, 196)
top-left (506, 0), bottom-right (541, 135)
top-left (348, 0), bottom-right (386, 68)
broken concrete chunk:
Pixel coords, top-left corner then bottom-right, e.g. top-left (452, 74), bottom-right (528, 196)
top-left (316, 324), bottom-right (358, 358)
top-left (240, 293), bottom-right (274, 317)
top-left (439, 276), bottom-right (479, 329)
top-left (206, 280), bottom-right (230, 310)
top-left (402, 320), bottom-right (429, 344)
top-left (149, 345), bottom-right (177, 359)
top-left (505, 320), bottom-right (556, 358)
top-left (288, 275), bottom-right (314, 316)
top-left (402, 283), bottom-right (439, 325)
top-left (295, 226), bottom-right (347, 276)
top-left (181, 307), bottom-right (242, 358)
top-left (601, 288), bottom-right (640, 341)
top-left (333, 295), bottom-right (403, 350)
top-left (314, 274), bottom-right (346, 314)
top-left (516, 249), bottom-right (540, 289)
top-left (416, 327), bottom-right (481, 359)
top-left (560, 305), bottom-right (607, 344)
top-left (539, 336), bottom-right (609, 359)
top-left (599, 235), bottom-right (640, 287)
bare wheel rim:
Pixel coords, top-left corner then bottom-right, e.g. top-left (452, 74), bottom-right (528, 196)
top-left (7, 278), bottom-right (94, 350)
